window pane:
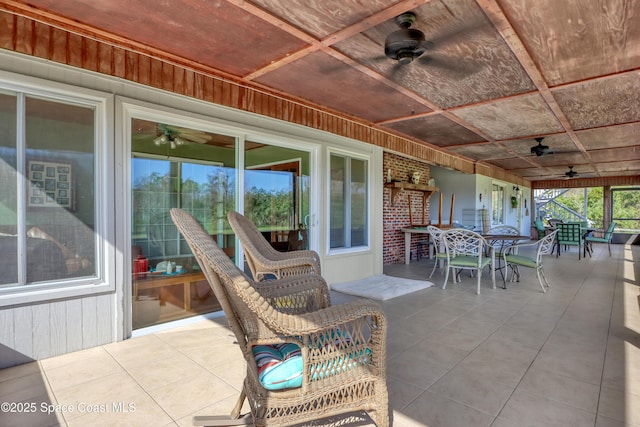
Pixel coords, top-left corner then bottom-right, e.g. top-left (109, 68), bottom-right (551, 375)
top-left (329, 154), bottom-right (345, 248)
top-left (245, 143), bottom-right (310, 256)
top-left (24, 97), bottom-right (96, 283)
top-left (492, 184), bottom-right (504, 225)
top-left (0, 93), bottom-right (17, 285)
top-left (350, 158), bottom-right (367, 246)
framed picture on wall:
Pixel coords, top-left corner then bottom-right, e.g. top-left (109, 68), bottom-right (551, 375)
top-left (28, 160), bottom-right (73, 209)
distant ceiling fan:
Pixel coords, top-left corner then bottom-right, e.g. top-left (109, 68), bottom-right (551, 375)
top-left (563, 166), bottom-right (579, 178)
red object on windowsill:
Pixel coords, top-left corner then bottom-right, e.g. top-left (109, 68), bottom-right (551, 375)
top-left (134, 254), bottom-right (148, 279)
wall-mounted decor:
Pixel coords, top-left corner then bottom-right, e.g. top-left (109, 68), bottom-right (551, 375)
top-left (28, 160), bottom-right (73, 208)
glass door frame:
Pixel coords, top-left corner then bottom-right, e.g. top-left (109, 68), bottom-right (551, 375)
top-left (119, 98), bottom-right (320, 335)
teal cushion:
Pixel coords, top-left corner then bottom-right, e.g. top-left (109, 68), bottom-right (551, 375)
top-left (585, 237), bottom-right (608, 243)
top-left (505, 254), bottom-right (537, 268)
top-left (450, 255), bottom-right (491, 268)
top-left (253, 330), bottom-right (366, 390)
top-left (253, 343), bottom-right (303, 390)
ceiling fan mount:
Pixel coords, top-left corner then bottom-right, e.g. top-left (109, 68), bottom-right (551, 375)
top-left (530, 137), bottom-right (550, 156)
top-left (564, 166), bottom-right (578, 178)
top-left (384, 12), bottom-right (429, 65)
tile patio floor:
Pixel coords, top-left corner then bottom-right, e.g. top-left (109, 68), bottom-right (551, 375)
top-left (1, 242), bottom-right (639, 426)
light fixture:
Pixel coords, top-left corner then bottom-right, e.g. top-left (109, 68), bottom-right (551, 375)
top-left (153, 132), bottom-right (186, 149)
top-left (513, 186), bottom-right (520, 192)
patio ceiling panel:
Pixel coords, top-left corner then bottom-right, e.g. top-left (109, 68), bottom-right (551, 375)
top-left (381, 114), bottom-right (487, 148)
top-left (253, 50), bottom-right (433, 123)
top-left (497, 0), bottom-right (640, 86)
top-left (450, 93), bottom-right (565, 140)
top-left (576, 123), bottom-right (640, 150)
top-left (552, 72), bottom-right (640, 130)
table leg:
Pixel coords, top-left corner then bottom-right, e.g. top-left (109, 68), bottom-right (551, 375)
top-left (404, 231), bottom-right (411, 264)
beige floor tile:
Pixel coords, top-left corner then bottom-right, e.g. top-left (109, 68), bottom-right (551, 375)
top-left (0, 370), bottom-right (53, 402)
top-left (146, 371), bottom-right (238, 420)
top-left (103, 334), bottom-right (180, 366)
top-left (602, 337), bottom-right (640, 395)
top-left (421, 326), bottom-right (488, 352)
top-left (182, 342), bottom-right (246, 388)
top-left (399, 390), bottom-right (494, 427)
top-left (0, 361), bottom-right (41, 383)
top-left (386, 377), bottom-right (426, 411)
top-left (387, 349), bottom-right (450, 389)
top-left (495, 388), bottom-right (596, 427)
top-left (445, 316), bottom-right (501, 338)
top-left (598, 386), bottom-right (640, 426)
top-left (516, 364), bottom-right (599, 412)
top-left (532, 344), bottom-right (605, 385)
top-left (53, 371), bottom-right (146, 420)
top-left (39, 346), bottom-right (108, 371)
top-left (175, 394), bottom-right (250, 427)
top-left (0, 394), bottom-right (65, 427)
top-left (428, 366), bottom-right (515, 415)
top-left (43, 349), bottom-right (123, 392)
top-left (595, 414), bottom-right (629, 427)
top-left (64, 391), bottom-right (172, 427)
top-left (123, 352), bottom-right (211, 391)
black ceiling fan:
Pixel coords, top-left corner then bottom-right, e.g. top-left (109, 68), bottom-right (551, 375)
top-left (530, 137), bottom-right (551, 156)
top-left (384, 12), bottom-right (429, 65)
top-left (529, 137), bottom-right (582, 157)
top-left (382, 12), bottom-right (481, 76)
top-left (563, 166), bottom-right (579, 178)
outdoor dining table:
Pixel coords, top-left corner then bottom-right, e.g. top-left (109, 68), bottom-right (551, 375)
top-left (400, 226), bottom-right (432, 264)
top-left (482, 234), bottom-right (531, 285)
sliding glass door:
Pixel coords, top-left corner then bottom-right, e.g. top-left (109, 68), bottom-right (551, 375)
top-left (244, 142), bottom-right (311, 259)
top-left (130, 118), bottom-right (236, 329)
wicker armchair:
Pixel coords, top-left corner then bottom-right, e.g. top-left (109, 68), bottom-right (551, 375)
top-left (227, 211), bottom-right (321, 281)
top-left (170, 209), bottom-right (389, 427)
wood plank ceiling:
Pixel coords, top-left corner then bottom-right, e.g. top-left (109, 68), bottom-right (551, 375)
top-left (2, 0), bottom-right (639, 186)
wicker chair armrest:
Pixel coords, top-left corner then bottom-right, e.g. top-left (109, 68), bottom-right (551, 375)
top-left (253, 273), bottom-right (331, 313)
top-left (254, 254), bottom-right (321, 278)
top-left (273, 299), bottom-right (385, 337)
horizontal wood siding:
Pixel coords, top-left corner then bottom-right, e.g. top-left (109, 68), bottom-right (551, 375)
top-left (532, 175), bottom-right (640, 189)
top-left (0, 10), bottom-right (481, 176)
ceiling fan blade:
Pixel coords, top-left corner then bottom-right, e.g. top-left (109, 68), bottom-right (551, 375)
top-left (416, 54), bottom-right (481, 79)
top-left (423, 19), bottom-right (487, 50)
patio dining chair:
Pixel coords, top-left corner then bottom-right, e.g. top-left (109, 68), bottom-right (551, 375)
top-left (426, 225), bottom-right (447, 278)
top-left (556, 222), bottom-right (585, 259)
top-left (534, 218), bottom-right (547, 239)
top-left (503, 229), bottom-right (558, 293)
top-left (585, 221), bottom-right (616, 256)
top-left (441, 228), bottom-right (495, 295)
top-left (486, 225), bottom-right (521, 254)
top-left (227, 211), bottom-right (321, 281)
top-left (170, 208), bottom-right (389, 427)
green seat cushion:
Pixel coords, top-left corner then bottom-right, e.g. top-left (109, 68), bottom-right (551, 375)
top-left (557, 240), bottom-right (580, 245)
top-left (505, 254), bottom-right (537, 268)
top-left (585, 237), bottom-right (608, 243)
top-left (449, 255), bottom-right (491, 268)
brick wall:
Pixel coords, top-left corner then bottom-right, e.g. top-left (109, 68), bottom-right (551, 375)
top-left (383, 152), bottom-right (432, 264)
